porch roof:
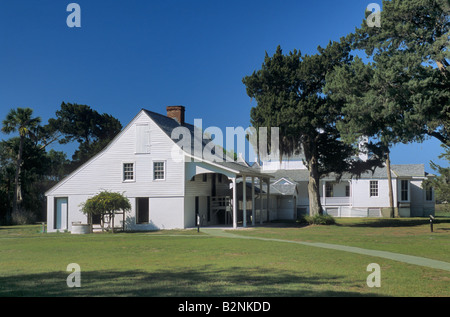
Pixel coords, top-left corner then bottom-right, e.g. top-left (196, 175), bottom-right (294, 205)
top-left (214, 161), bottom-right (274, 179)
top-left (260, 169), bottom-right (310, 182)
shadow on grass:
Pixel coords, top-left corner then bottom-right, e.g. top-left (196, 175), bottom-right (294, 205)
top-left (257, 220), bottom-right (308, 229)
top-left (0, 266), bottom-right (383, 297)
top-left (260, 218), bottom-right (450, 229)
top-left (336, 217), bottom-right (450, 228)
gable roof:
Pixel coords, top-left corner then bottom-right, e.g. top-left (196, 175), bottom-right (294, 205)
top-left (214, 161), bottom-right (274, 178)
top-left (143, 108), bottom-right (229, 162)
top-left (273, 177), bottom-right (295, 185)
top-left (356, 164), bottom-right (429, 179)
top-left (46, 108), bottom-right (271, 196)
top-left (391, 164), bottom-right (427, 177)
top-left (144, 108), bottom-right (272, 178)
top-left (271, 183), bottom-right (297, 196)
top-left (262, 169), bottom-right (310, 182)
top-left (260, 164), bottom-right (431, 186)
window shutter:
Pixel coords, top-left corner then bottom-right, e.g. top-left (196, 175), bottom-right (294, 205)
top-left (136, 124), bottom-right (150, 154)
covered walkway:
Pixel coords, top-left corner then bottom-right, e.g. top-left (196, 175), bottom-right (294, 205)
top-left (186, 160), bottom-right (274, 229)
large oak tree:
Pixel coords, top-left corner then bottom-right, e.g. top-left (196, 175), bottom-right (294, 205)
top-left (47, 102), bottom-right (123, 171)
top-left (325, 0), bottom-right (449, 217)
top-left (243, 42), bottom-right (381, 216)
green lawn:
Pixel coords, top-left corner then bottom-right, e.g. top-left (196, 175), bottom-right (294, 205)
top-left (0, 216), bottom-right (449, 297)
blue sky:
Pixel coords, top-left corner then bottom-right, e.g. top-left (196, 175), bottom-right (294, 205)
top-left (0, 0), bottom-right (447, 171)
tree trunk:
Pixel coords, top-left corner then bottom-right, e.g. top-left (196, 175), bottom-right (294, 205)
top-left (307, 153), bottom-right (323, 216)
top-left (111, 213), bottom-right (115, 234)
top-left (11, 136), bottom-right (24, 224)
top-left (436, 60), bottom-right (448, 76)
top-left (101, 214), bottom-right (105, 232)
top-left (386, 152), bottom-right (397, 218)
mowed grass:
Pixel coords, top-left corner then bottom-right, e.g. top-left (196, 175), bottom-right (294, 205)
top-left (0, 216), bottom-right (449, 297)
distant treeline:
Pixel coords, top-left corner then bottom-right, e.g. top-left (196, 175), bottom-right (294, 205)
top-left (0, 103), bottom-right (122, 225)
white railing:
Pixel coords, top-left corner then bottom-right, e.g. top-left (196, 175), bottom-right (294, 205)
top-left (210, 196), bottom-right (232, 225)
top-left (321, 197), bottom-right (351, 206)
top-left (211, 196), bottom-right (231, 211)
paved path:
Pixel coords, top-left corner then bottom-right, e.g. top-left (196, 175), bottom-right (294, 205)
top-left (201, 228), bottom-right (450, 272)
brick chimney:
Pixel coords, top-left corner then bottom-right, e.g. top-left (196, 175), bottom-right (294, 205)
top-left (166, 105), bottom-right (185, 125)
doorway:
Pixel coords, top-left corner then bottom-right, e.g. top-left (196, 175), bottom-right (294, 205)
top-left (54, 197), bottom-right (68, 230)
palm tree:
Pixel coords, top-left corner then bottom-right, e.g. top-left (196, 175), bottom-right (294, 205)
top-left (2, 108), bottom-right (41, 224)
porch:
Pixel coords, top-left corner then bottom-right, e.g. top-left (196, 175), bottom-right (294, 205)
top-left (321, 196), bottom-right (351, 206)
top-left (320, 180), bottom-right (352, 207)
top-left (186, 160), bottom-right (273, 229)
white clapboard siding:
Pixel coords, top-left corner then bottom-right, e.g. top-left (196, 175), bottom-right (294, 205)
top-left (46, 110), bottom-right (185, 198)
top-left (185, 173), bottom-right (212, 196)
top-left (351, 178), bottom-right (398, 208)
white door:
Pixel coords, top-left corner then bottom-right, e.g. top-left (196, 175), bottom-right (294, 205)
top-left (55, 197), bottom-right (68, 230)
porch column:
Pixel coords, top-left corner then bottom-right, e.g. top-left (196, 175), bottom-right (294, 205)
top-left (232, 177), bottom-right (237, 229)
top-left (348, 180), bottom-right (353, 206)
top-left (266, 178), bottom-right (270, 222)
top-left (322, 181), bottom-right (326, 206)
top-left (251, 176), bottom-right (255, 226)
top-left (259, 177), bottom-right (263, 224)
top-left (243, 175), bottom-right (247, 228)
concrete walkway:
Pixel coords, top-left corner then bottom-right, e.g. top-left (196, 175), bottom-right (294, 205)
top-left (201, 228), bottom-right (450, 272)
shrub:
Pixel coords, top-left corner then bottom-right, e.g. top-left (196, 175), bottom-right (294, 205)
top-left (11, 209), bottom-right (37, 225)
top-left (302, 214), bottom-right (336, 225)
top-left (80, 191), bottom-right (131, 232)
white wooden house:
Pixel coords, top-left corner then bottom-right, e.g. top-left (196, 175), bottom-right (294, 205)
top-left (45, 106), bottom-right (272, 232)
top-left (256, 158), bottom-right (435, 220)
top-left (46, 106), bottom-right (435, 232)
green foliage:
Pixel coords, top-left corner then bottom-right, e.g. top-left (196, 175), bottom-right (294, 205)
top-left (2, 221), bottom-right (450, 296)
top-left (300, 214), bottom-right (336, 226)
top-left (1, 107), bottom-right (41, 137)
top-left (243, 42), bottom-right (383, 215)
top-left (11, 209), bottom-right (37, 225)
top-left (243, 43), bottom-right (355, 169)
top-left (47, 102), bottom-right (122, 168)
top-left (80, 191), bottom-right (131, 216)
top-left (1, 108), bottom-right (42, 224)
top-left (0, 137), bottom-right (70, 224)
top-left (343, 0), bottom-right (450, 145)
top-left (427, 143), bottom-right (450, 211)
top-left (0, 104), bottom-right (121, 224)
top-left (325, 0), bottom-right (449, 218)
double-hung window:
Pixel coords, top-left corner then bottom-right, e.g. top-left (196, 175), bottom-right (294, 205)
top-left (345, 185), bottom-right (350, 197)
top-left (426, 185), bottom-right (433, 201)
top-left (325, 182), bottom-right (333, 197)
top-left (123, 163), bottom-right (134, 181)
top-left (370, 181), bottom-right (378, 197)
top-left (153, 161), bottom-right (165, 180)
top-left (401, 180), bottom-right (409, 201)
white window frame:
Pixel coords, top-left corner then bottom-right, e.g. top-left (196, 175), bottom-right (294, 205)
top-left (370, 180), bottom-right (378, 197)
top-left (426, 185), bottom-right (433, 201)
top-left (400, 180), bottom-right (409, 201)
top-left (325, 182), bottom-right (333, 198)
top-left (123, 162), bottom-right (135, 182)
top-left (153, 161), bottom-right (165, 181)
